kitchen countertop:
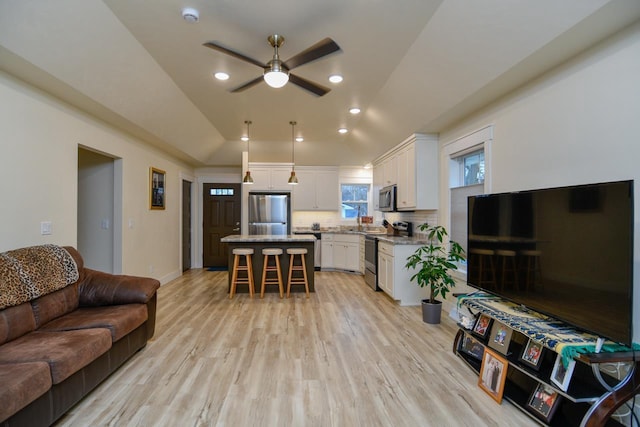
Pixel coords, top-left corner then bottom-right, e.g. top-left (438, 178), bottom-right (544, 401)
top-left (221, 234), bottom-right (317, 243)
top-left (292, 228), bottom-right (428, 245)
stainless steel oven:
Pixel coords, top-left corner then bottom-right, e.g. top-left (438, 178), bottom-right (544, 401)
top-left (364, 235), bottom-right (379, 290)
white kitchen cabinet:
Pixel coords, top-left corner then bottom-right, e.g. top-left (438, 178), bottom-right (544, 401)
top-left (382, 156), bottom-right (397, 187)
top-left (321, 234), bottom-right (334, 268)
top-left (292, 167), bottom-right (339, 211)
top-left (321, 233), bottom-right (362, 273)
top-left (378, 242), bottom-right (394, 297)
top-left (378, 241), bottom-right (429, 306)
top-left (397, 134), bottom-right (438, 211)
top-left (249, 165), bottom-right (292, 191)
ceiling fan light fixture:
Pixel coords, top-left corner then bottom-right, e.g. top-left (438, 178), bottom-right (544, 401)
top-left (263, 70), bottom-right (289, 88)
top-left (181, 8), bottom-right (199, 23)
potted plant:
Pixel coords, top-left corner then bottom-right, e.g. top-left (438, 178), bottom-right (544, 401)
top-left (405, 223), bottom-right (466, 324)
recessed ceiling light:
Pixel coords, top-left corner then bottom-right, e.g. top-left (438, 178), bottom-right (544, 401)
top-left (328, 74), bottom-right (343, 84)
top-left (182, 8), bottom-right (199, 23)
top-left (349, 107), bottom-right (361, 115)
top-left (296, 137), bottom-right (304, 142)
top-left (214, 72), bottom-right (229, 81)
top-left (338, 128), bottom-right (348, 134)
top-left (240, 136), bottom-right (249, 142)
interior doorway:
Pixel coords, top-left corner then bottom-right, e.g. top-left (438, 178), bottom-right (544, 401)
top-left (182, 179), bottom-right (192, 272)
top-left (77, 147), bottom-right (121, 273)
top-left (202, 183), bottom-right (241, 268)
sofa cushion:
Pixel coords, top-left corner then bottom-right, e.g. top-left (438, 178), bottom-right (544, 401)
top-left (0, 361), bottom-right (52, 422)
top-left (31, 284), bottom-right (79, 328)
top-left (0, 329), bottom-right (111, 384)
top-left (0, 302), bottom-right (36, 345)
top-left (39, 304), bottom-right (148, 342)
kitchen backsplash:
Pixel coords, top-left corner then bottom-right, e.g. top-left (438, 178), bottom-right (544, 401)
top-left (293, 209), bottom-right (438, 235)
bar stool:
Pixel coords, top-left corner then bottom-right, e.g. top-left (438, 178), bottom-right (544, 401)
top-left (469, 248), bottom-right (497, 290)
top-left (230, 248), bottom-right (255, 299)
top-left (495, 249), bottom-right (518, 290)
top-left (261, 248), bottom-right (284, 298)
top-left (520, 249), bottom-right (542, 291)
top-left (286, 248), bottom-right (309, 298)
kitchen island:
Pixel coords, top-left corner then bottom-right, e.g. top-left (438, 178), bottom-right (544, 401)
top-left (220, 234), bottom-right (316, 294)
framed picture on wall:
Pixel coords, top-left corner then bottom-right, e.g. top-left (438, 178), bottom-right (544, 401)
top-left (150, 167), bottom-right (166, 210)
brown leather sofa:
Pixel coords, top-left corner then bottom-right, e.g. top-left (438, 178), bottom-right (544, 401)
top-left (0, 245), bottom-right (160, 427)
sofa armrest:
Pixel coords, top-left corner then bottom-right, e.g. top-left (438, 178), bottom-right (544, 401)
top-left (78, 269), bottom-right (160, 307)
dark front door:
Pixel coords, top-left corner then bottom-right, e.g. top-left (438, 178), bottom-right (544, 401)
top-left (203, 183), bottom-right (241, 267)
top-left (182, 180), bottom-right (192, 272)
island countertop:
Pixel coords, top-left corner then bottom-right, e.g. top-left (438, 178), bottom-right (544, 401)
top-left (221, 234), bottom-right (317, 243)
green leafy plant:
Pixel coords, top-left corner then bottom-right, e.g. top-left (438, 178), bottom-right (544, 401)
top-left (405, 223), bottom-right (466, 304)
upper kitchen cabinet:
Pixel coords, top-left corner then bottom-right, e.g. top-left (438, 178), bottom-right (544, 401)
top-left (249, 164), bottom-right (292, 191)
top-left (374, 133), bottom-right (438, 211)
top-left (292, 167), bottom-right (339, 211)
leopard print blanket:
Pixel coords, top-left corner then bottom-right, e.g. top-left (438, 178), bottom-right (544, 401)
top-left (0, 244), bottom-right (79, 310)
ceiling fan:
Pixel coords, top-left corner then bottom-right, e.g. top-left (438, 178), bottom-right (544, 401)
top-left (203, 35), bottom-right (340, 96)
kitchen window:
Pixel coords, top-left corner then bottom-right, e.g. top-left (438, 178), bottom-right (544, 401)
top-left (341, 183), bottom-right (369, 219)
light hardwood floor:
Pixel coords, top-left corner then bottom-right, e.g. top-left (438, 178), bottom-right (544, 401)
top-left (56, 270), bottom-right (536, 427)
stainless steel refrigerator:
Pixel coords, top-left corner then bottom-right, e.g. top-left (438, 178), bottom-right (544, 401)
top-left (248, 192), bottom-right (291, 235)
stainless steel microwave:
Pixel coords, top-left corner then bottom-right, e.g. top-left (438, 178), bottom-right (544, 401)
top-left (379, 185), bottom-right (397, 212)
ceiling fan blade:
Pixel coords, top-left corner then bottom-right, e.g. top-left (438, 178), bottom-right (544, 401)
top-left (283, 38), bottom-right (341, 70)
top-left (203, 42), bottom-right (267, 68)
top-left (230, 76), bottom-right (264, 93)
top-left (289, 73), bottom-right (331, 97)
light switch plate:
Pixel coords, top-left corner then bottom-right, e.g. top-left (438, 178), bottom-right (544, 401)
top-left (40, 221), bottom-right (52, 235)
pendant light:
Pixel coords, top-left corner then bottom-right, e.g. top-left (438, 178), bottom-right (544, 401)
top-left (242, 120), bottom-right (253, 184)
top-left (288, 121), bottom-right (299, 185)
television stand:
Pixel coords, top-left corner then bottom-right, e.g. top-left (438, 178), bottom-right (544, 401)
top-left (454, 295), bottom-right (640, 427)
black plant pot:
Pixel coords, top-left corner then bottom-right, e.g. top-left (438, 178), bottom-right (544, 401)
top-left (421, 299), bottom-right (442, 324)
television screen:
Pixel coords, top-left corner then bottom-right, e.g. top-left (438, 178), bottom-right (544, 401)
top-left (467, 180), bottom-right (634, 346)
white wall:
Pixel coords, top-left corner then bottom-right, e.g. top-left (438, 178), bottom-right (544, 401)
top-left (78, 148), bottom-right (115, 273)
top-left (0, 71), bottom-right (193, 283)
top-left (437, 22), bottom-right (640, 343)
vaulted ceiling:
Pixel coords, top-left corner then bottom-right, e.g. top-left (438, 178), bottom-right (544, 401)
top-left (1, 1), bottom-right (639, 167)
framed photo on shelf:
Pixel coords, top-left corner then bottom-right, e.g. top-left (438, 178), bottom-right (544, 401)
top-left (487, 321), bottom-right (513, 355)
top-left (150, 167), bottom-right (166, 210)
top-left (478, 347), bottom-right (508, 403)
top-left (459, 332), bottom-right (485, 360)
top-left (472, 314), bottom-right (493, 340)
top-left (551, 354), bottom-right (576, 392)
top-left (526, 382), bottom-right (562, 423)
top-left (519, 338), bottom-right (544, 370)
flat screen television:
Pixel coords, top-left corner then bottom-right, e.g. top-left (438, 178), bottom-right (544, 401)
top-left (467, 180), bottom-right (634, 346)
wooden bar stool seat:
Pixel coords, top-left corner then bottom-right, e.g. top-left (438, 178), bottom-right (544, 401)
top-left (286, 248), bottom-right (309, 298)
top-left (495, 249), bottom-right (518, 290)
top-left (469, 248), bottom-right (497, 290)
top-left (230, 248), bottom-right (255, 299)
top-left (261, 248), bottom-right (284, 298)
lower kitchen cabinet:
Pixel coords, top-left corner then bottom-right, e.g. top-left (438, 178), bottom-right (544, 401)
top-left (378, 241), bottom-right (429, 305)
top-left (321, 233), bottom-right (363, 273)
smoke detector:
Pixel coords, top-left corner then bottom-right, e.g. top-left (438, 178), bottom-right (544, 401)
top-left (182, 8), bottom-right (199, 23)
